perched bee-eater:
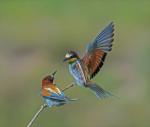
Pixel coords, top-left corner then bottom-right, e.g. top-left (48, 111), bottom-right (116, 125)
top-left (63, 22), bottom-right (114, 99)
top-left (41, 71), bottom-right (76, 107)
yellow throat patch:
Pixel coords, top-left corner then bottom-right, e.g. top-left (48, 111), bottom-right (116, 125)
top-left (68, 58), bottom-right (77, 63)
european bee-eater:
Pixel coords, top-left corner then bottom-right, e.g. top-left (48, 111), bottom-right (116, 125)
top-left (63, 22), bottom-right (114, 99)
top-left (41, 71), bottom-right (77, 107)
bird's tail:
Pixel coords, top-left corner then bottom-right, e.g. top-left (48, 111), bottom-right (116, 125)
top-left (88, 83), bottom-right (114, 99)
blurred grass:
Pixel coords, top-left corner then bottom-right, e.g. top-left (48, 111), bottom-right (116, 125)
top-left (0, 0), bottom-right (150, 127)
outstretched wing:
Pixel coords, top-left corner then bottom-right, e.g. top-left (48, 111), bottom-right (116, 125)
top-left (82, 22), bottom-right (114, 79)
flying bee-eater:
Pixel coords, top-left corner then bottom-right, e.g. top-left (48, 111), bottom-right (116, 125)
top-left (63, 22), bottom-right (115, 99)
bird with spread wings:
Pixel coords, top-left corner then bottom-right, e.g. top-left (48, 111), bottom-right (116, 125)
top-left (63, 22), bottom-right (114, 98)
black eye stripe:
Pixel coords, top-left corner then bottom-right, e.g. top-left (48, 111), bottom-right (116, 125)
top-left (70, 55), bottom-right (75, 58)
top-left (70, 54), bottom-right (77, 59)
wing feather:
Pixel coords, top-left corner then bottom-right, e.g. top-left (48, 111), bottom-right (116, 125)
top-left (44, 92), bottom-right (66, 101)
top-left (82, 22), bottom-right (114, 79)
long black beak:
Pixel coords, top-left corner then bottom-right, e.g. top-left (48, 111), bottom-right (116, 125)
top-left (51, 70), bottom-right (57, 77)
top-left (63, 58), bottom-right (68, 62)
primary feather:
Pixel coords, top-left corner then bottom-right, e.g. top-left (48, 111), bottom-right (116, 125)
top-left (82, 22), bottom-right (114, 79)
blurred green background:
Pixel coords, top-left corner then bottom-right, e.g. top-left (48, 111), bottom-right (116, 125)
top-left (0, 0), bottom-right (150, 127)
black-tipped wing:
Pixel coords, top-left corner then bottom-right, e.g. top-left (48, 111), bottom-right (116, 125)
top-left (82, 22), bottom-right (114, 79)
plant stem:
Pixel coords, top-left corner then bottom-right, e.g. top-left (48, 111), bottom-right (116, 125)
top-left (27, 104), bottom-right (47, 127)
top-left (62, 82), bottom-right (74, 92)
